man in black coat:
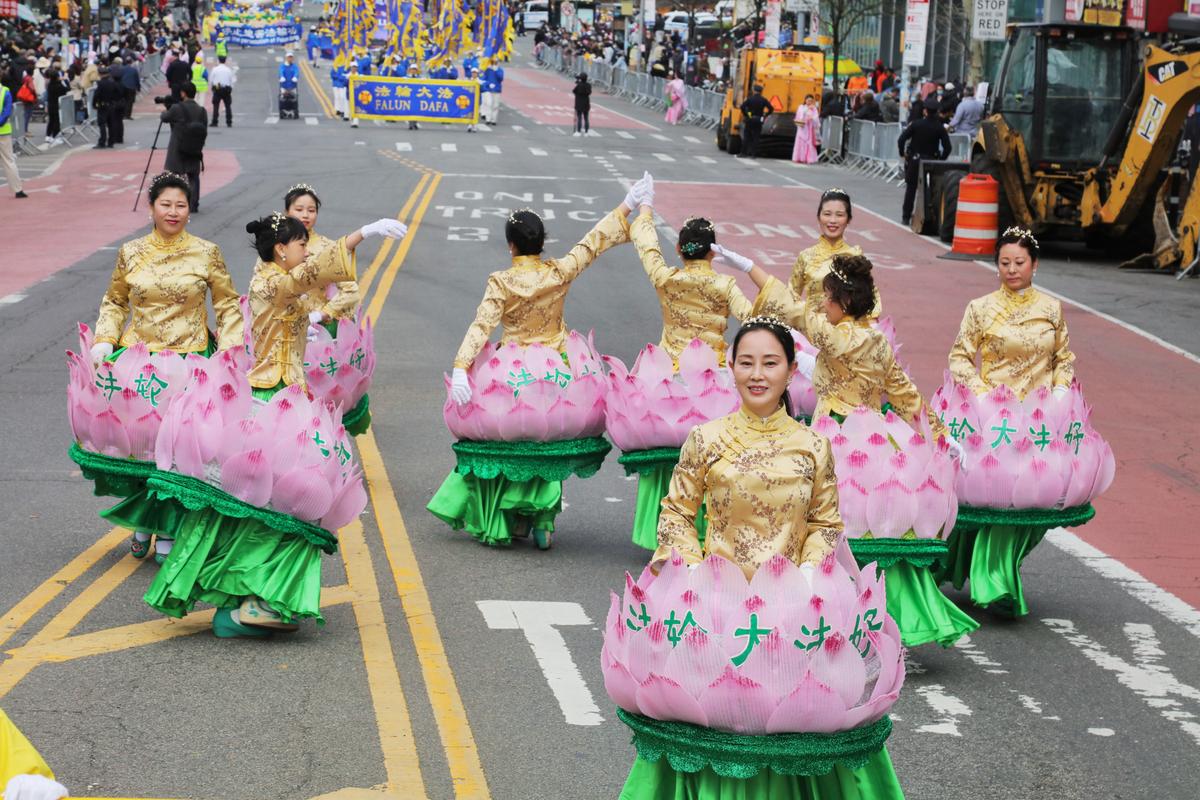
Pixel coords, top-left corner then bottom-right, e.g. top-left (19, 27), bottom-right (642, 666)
top-left (896, 100), bottom-right (951, 225)
top-left (117, 55), bottom-right (140, 119)
top-left (92, 65), bottom-right (123, 147)
top-left (852, 90), bottom-right (883, 122)
top-left (164, 51), bottom-right (191, 102)
top-left (161, 81), bottom-right (207, 212)
top-left (739, 84), bottom-right (771, 158)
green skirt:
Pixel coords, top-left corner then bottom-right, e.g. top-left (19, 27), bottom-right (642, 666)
top-left (881, 561), bottom-right (978, 647)
top-left (343, 394), bottom-right (371, 436)
top-left (938, 525), bottom-right (1047, 617)
top-left (144, 507), bottom-right (326, 623)
top-left (618, 749), bottom-right (904, 800)
top-left (629, 464), bottom-right (707, 551)
top-left (100, 490), bottom-right (189, 539)
top-left (427, 471), bottom-right (561, 546)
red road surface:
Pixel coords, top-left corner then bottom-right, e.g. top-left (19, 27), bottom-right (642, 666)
top-left (0, 149), bottom-right (241, 299)
top-left (656, 180), bottom-right (1200, 608)
top-left (503, 68), bottom-right (660, 130)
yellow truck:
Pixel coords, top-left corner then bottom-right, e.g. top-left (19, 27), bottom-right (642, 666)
top-left (716, 45), bottom-right (824, 157)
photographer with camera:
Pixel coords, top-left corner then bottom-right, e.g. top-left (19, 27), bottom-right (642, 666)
top-left (160, 81), bottom-right (207, 213)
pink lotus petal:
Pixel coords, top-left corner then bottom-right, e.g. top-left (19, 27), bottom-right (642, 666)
top-left (271, 464), bottom-right (335, 521)
top-left (636, 673), bottom-right (710, 727)
top-left (764, 671), bottom-right (849, 734)
top-left (220, 449), bottom-right (274, 507)
top-left (697, 666), bottom-right (777, 734)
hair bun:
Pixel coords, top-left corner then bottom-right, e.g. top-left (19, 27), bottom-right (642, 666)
top-left (245, 220), bottom-right (263, 235)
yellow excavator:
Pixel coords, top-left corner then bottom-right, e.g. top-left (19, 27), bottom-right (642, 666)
top-left (917, 19), bottom-right (1200, 276)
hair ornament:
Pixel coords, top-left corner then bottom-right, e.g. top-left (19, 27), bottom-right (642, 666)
top-left (508, 207), bottom-right (541, 224)
top-left (1002, 226), bottom-right (1039, 248)
top-left (743, 314), bottom-right (788, 330)
top-left (269, 211), bottom-right (288, 232)
top-left (150, 171), bottom-right (189, 189)
top-left (821, 187), bottom-right (850, 198)
top-left (287, 182), bottom-right (316, 195)
top-left (682, 216), bottom-right (715, 233)
top-left (829, 262), bottom-right (852, 285)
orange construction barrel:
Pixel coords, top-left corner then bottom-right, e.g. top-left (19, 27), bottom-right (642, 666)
top-left (950, 174), bottom-right (999, 257)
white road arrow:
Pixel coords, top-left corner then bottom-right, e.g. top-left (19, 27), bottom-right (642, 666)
top-left (476, 600), bottom-right (604, 726)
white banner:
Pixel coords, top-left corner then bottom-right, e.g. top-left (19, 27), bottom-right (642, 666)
top-left (764, 0), bottom-right (782, 48)
top-left (903, 0), bottom-right (930, 67)
top-left (972, 0), bottom-right (1007, 41)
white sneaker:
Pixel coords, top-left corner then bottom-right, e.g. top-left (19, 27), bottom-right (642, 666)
top-left (586, 130), bottom-right (599, 137)
top-left (350, 119), bottom-right (359, 127)
top-left (572, 130), bottom-right (582, 137)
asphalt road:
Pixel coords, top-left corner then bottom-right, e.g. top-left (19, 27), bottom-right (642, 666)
top-left (0, 38), bottom-right (1198, 800)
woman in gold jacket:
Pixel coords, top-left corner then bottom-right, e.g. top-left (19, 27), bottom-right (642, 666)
top-left (751, 253), bottom-right (943, 435)
top-left (653, 317), bottom-right (842, 578)
top-left (949, 227), bottom-right (1075, 400)
top-left (430, 190), bottom-right (639, 550)
top-left (281, 183), bottom-right (363, 330)
top-left (245, 211), bottom-right (407, 399)
top-left (88, 172), bottom-right (244, 563)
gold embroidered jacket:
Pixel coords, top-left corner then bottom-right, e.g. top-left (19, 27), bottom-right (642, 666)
top-left (654, 406), bottom-right (843, 578)
top-left (452, 209), bottom-right (631, 369)
top-left (297, 232), bottom-right (362, 320)
top-left (949, 286), bottom-right (1076, 399)
top-left (784, 236), bottom-right (880, 320)
top-left (94, 230), bottom-right (242, 352)
top-left (247, 237), bottom-right (356, 388)
top-left (630, 211), bottom-right (753, 365)
top-left (755, 277), bottom-right (940, 430)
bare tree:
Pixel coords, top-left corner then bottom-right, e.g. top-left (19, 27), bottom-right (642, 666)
top-left (822, 0), bottom-right (883, 91)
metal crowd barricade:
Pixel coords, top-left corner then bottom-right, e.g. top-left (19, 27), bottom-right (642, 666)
top-left (818, 116), bottom-right (845, 164)
top-left (843, 119), bottom-right (876, 171)
top-left (870, 122), bottom-right (903, 182)
top-left (12, 103), bottom-right (38, 154)
top-left (947, 133), bottom-right (972, 162)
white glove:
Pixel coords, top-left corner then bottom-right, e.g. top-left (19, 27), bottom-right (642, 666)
top-left (4, 774), bottom-right (69, 800)
top-left (637, 170), bottom-right (655, 208)
top-left (89, 342), bottom-right (113, 365)
top-left (711, 243), bottom-right (753, 273)
top-left (359, 218), bottom-right (409, 240)
top-left (1052, 385), bottom-right (1069, 398)
top-left (451, 367), bottom-right (471, 405)
top-left (946, 435), bottom-right (966, 462)
top-left (794, 350), bottom-right (816, 379)
top-left (308, 310), bottom-right (325, 325)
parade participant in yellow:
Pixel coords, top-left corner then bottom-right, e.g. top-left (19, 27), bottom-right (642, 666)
top-left (653, 317), bottom-right (842, 578)
top-left (429, 184), bottom-right (641, 550)
top-left (277, 183), bottom-right (362, 330)
top-left (751, 253), bottom-right (944, 435)
top-left (949, 226), bottom-right (1075, 400)
top-left (89, 172), bottom-right (243, 563)
top-left (245, 211), bottom-right (407, 399)
top-left (1, 709), bottom-right (67, 800)
top-left (627, 171), bottom-right (761, 366)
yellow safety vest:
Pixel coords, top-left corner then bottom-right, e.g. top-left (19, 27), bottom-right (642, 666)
top-left (191, 61), bottom-right (209, 92)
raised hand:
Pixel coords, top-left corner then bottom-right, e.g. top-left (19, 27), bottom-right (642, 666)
top-left (711, 243), bottom-right (753, 273)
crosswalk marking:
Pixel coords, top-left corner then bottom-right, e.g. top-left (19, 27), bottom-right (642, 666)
top-left (512, 125), bottom-right (526, 132)
top-left (305, 117), bottom-right (318, 126)
top-left (395, 142), bottom-right (413, 151)
top-left (650, 133), bottom-right (671, 142)
top-left (485, 145), bottom-right (501, 154)
top-left (696, 155), bottom-right (716, 164)
top-left (684, 136), bottom-right (702, 144)
top-left (442, 143), bottom-right (458, 152)
top-left (652, 152), bottom-right (675, 162)
top-left (615, 130), bottom-right (634, 139)
top-left (530, 147), bottom-right (548, 156)
top-left (265, 116), bottom-right (279, 124)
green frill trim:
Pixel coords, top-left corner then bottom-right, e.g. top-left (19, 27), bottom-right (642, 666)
top-left (68, 443), bottom-right (158, 498)
top-left (618, 447), bottom-right (682, 477)
top-left (144, 472), bottom-right (338, 554)
top-left (849, 537), bottom-right (949, 569)
top-left (343, 393), bottom-right (371, 436)
top-left (952, 503), bottom-right (1096, 531)
top-left (616, 709), bottom-right (892, 780)
top-left (451, 436), bottom-right (612, 482)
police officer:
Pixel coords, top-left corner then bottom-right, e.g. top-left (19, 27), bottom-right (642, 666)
top-left (738, 84), bottom-right (770, 159)
top-left (897, 99), bottom-right (950, 226)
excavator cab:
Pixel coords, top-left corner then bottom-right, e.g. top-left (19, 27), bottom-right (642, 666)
top-left (989, 23), bottom-right (1138, 170)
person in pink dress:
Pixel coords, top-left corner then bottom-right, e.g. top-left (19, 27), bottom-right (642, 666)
top-left (664, 72), bottom-right (688, 124)
top-left (792, 94), bottom-right (820, 163)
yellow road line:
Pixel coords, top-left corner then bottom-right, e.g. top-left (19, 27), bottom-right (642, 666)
top-left (5, 586), bottom-right (357, 664)
top-left (358, 171), bottom-right (432, 301)
top-left (338, 520), bottom-right (429, 797)
top-left (359, 432), bottom-right (491, 799)
top-left (0, 525), bottom-right (129, 650)
top-left (299, 58), bottom-right (335, 119)
top-left (365, 173), bottom-right (441, 323)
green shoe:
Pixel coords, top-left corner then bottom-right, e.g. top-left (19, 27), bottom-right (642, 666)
top-left (532, 528), bottom-right (553, 550)
top-left (130, 536), bottom-right (151, 559)
top-left (510, 515), bottom-right (531, 539)
top-left (154, 553), bottom-right (166, 565)
top-left (212, 607), bottom-right (273, 639)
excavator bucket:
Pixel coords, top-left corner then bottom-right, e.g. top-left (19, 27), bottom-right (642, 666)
top-left (1118, 178), bottom-right (1198, 275)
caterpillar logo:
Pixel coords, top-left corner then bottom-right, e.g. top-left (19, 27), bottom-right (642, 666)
top-left (1149, 60), bottom-right (1187, 85)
